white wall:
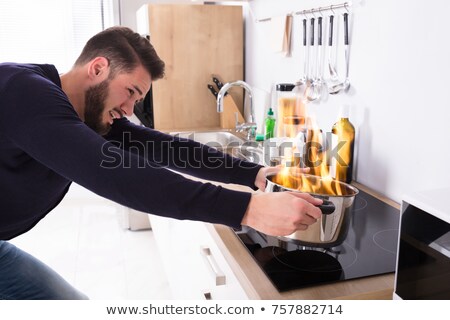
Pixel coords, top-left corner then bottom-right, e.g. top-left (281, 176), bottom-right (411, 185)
top-left (119, 0), bottom-right (177, 30)
top-left (246, 0), bottom-right (450, 202)
top-left (121, 0), bottom-right (450, 202)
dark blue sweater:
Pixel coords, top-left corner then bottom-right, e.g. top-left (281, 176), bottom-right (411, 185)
top-left (0, 63), bottom-right (262, 240)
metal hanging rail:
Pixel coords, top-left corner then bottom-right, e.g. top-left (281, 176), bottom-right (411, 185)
top-left (256, 2), bottom-right (351, 23)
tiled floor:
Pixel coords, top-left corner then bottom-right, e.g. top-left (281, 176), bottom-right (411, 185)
top-left (10, 183), bottom-right (172, 300)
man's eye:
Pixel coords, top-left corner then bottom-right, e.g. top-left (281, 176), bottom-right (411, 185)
top-left (128, 88), bottom-right (134, 96)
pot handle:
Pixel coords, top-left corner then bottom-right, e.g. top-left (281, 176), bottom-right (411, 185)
top-left (317, 199), bottom-right (335, 215)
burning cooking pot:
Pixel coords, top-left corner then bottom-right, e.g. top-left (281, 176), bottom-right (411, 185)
top-left (265, 173), bottom-right (359, 248)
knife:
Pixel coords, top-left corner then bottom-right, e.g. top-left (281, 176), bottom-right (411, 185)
top-left (212, 76), bottom-right (229, 96)
top-left (212, 76), bottom-right (224, 90)
top-left (207, 84), bottom-right (218, 98)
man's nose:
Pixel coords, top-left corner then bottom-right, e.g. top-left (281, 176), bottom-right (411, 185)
top-left (120, 99), bottom-right (135, 117)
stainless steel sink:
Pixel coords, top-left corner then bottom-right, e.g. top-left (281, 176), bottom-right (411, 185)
top-left (171, 130), bottom-right (244, 148)
top-left (170, 130), bottom-right (264, 164)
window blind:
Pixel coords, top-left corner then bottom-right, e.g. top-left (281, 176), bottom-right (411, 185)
top-left (0, 0), bottom-right (115, 73)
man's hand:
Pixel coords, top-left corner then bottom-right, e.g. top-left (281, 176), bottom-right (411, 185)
top-left (254, 166), bottom-right (281, 191)
top-left (241, 191), bottom-right (323, 236)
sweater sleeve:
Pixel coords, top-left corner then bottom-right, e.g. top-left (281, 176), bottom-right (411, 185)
top-left (104, 118), bottom-right (263, 190)
top-left (0, 70), bottom-right (252, 228)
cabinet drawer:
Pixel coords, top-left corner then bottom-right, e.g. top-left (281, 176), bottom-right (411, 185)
top-left (149, 215), bottom-right (248, 299)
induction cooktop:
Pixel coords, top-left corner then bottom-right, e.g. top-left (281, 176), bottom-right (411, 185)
top-left (235, 189), bottom-right (400, 291)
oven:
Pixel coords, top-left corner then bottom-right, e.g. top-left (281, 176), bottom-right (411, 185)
top-left (235, 187), bottom-right (400, 292)
top-left (393, 188), bottom-right (450, 299)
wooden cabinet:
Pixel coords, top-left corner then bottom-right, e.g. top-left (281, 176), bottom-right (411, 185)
top-left (149, 214), bottom-right (248, 299)
top-left (137, 4), bottom-right (244, 131)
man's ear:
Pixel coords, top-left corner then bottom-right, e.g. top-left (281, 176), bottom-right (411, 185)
top-left (87, 57), bottom-right (110, 81)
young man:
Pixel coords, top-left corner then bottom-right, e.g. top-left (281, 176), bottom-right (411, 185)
top-left (0, 26), bottom-right (322, 299)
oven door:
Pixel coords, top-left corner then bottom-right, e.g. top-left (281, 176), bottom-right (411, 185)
top-left (394, 202), bottom-right (450, 299)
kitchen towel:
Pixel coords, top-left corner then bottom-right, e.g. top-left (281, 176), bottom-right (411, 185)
top-left (269, 14), bottom-right (293, 57)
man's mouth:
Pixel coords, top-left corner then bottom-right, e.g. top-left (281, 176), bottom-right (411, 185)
top-left (109, 110), bottom-right (123, 124)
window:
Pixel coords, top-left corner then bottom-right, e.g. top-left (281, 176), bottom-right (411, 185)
top-left (0, 0), bottom-right (116, 72)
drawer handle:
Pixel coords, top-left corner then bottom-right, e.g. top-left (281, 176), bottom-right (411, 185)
top-left (203, 291), bottom-right (212, 300)
top-left (200, 246), bottom-right (226, 286)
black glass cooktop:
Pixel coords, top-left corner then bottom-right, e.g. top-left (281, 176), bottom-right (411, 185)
top-left (235, 189), bottom-right (400, 292)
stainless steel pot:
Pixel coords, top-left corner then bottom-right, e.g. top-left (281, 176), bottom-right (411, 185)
top-left (265, 173), bottom-right (359, 248)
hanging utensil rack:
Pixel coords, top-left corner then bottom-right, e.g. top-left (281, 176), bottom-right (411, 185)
top-left (255, 2), bottom-right (351, 23)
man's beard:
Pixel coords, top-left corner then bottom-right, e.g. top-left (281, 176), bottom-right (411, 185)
top-left (84, 79), bottom-right (110, 135)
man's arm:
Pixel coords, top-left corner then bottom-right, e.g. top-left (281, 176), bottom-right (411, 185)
top-left (104, 118), bottom-right (263, 189)
top-left (1, 70), bottom-right (323, 236)
top-left (103, 120), bottom-right (324, 236)
top-left (0, 72), bottom-right (251, 228)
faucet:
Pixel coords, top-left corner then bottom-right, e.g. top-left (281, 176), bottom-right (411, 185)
top-left (216, 80), bottom-right (257, 139)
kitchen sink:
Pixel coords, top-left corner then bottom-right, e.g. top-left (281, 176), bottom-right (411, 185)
top-left (170, 130), bottom-right (264, 164)
top-left (171, 130), bottom-right (244, 148)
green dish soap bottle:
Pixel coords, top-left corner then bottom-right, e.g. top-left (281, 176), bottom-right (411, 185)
top-left (264, 107), bottom-right (276, 139)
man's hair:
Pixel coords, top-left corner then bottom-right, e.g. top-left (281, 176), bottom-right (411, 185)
top-left (74, 26), bottom-right (165, 80)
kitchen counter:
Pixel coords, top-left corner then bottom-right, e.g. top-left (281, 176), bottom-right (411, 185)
top-left (152, 128), bottom-right (400, 299)
top-left (205, 181), bottom-right (400, 300)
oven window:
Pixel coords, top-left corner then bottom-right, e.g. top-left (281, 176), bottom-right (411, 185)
top-left (396, 204), bottom-right (450, 299)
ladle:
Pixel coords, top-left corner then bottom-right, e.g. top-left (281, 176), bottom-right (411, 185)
top-left (295, 19), bottom-right (308, 88)
top-left (327, 15), bottom-right (339, 84)
top-left (305, 17), bottom-right (320, 102)
top-left (312, 16), bottom-right (324, 100)
top-left (329, 13), bottom-right (350, 94)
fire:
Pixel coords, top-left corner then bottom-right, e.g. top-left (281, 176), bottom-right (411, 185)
top-left (272, 169), bottom-right (348, 196)
top-left (272, 106), bottom-right (349, 196)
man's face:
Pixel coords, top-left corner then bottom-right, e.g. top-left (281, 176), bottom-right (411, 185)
top-left (84, 65), bottom-right (151, 135)
top-left (84, 79), bottom-right (110, 135)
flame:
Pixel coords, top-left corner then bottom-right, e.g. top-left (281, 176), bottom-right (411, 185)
top-left (271, 170), bottom-right (350, 196)
top-left (273, 110), bottom-right (349, 196)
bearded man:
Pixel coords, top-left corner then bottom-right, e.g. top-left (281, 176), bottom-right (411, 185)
top-left (0, 26), bottom-right (321, 299)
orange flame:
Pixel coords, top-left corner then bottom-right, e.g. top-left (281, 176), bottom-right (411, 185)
top-left (273, 112), bottom-right (348, 196)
